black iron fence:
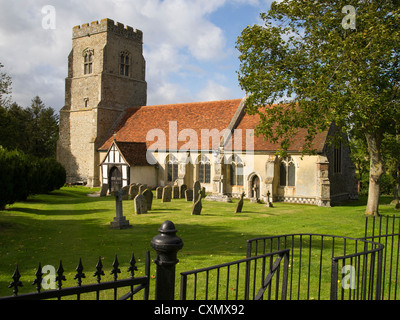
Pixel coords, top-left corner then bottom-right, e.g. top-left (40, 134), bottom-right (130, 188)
top-left (1, 216), bottom-right (399, 300)
top-left (180, 249), bottom-right (289, 300)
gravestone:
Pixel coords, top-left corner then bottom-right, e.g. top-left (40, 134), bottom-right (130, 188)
top-left (191, 190), bottom-right (202, 215)
top-left (173, 186), bottom-right (180, 199)
top-left (180, 184), bottom-right (187, 199)
top-left (122, 185), bottom-right (130, 200)
top-left (162, 186), bottom-right (172, 203)
top-left (265, 190), bottom-right (274, 208)
top-left (100, 183), bottom-right (108, 197)
top-left (143, 189), bottom-right (153, 210)
top-left (129, 184), bottom-right (139, 200)
top-left (110, 186), bottom-right (131, 229)
top-left (139, 184), bottom-right (147, 195)
top-left (134, 193), bottom-right (147, 214)
top-left (201, 187), bottom-right (206, 198)
top-left (235, 192), bottom-right (245, 213)
top-left (193, 181), bottom-right (201, 203)
top-left (185, 189), bottom-right (193, 201)
top-left (156, 187), bottom-right (163, 199)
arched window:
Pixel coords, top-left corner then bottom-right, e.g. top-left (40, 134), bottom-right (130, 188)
top-left (280, 157), bottom-right (296, 187)
top-left (198, 155), bottom-right (211, 183)
top-left (166, 155), bottom-right (178, 183)
top-left (83, 48), bottom-right (94, 75)
top-left (120, 51), bottom-right (130, 77)
top-left (230, 155), bottom-right (243, 186)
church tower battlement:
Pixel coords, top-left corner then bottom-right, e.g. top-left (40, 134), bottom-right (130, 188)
top-left (57, 18), bottom-right (147, 187)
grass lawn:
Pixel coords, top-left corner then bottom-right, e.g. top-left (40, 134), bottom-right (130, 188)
top-left (0, 186), bottom-right (399, 299)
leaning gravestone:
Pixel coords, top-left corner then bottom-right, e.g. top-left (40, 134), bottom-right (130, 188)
top-left (201, 187), bottom-right (206, 198)
top-left (139, 184), bottom-right (147, 195)
top-left (185, 189), bottom-right (193, 201)
top-left (173, 185), bottom-right (180, 199)
top-left (191, 190), bottom-right (202, 215)
top-left (121, 185), bottom-right (130, 200)
top-left (143, 189), bottom-right (153, 210)
top-left (129, 184), bottom-right (139, 200)
top-left (100, 183), bottom-right (108, 197)
top-left (235, 192), bottom-right (245, 213)
top-left (180, 184), bottom-right (187, 199)
top-left (156, 187), bottom-right (163, 199)
top-left (162, 185), bottom-right (172, 203)
top-left (193, 181), bottom-right (201, 203)
top-left (134, 193), bottom-right (147, 214)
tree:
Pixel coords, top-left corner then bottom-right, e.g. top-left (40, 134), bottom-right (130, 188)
top-left (236, 0), bottom-right (400, 216)
top-left (0, 62), bottom-right (12, 108)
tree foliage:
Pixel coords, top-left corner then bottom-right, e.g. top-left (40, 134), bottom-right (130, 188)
top-left (236, 0), bottom-right (400, 215)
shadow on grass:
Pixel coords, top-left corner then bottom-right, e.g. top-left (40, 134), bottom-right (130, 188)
top-left (10, 207), bottom-right (109, 216)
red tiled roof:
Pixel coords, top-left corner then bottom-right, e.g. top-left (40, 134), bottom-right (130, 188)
top-left (99, 99), bottom-right (328, 154)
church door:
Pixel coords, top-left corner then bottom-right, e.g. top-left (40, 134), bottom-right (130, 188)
top-left (251, 175), bottom-right (260, 199)
top-left (109, 166), bottom-right (122, 192)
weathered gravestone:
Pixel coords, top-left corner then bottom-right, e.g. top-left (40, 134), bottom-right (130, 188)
top-left (201, 187), bottom-right (206, 198)
top-left (100, 183), bottom-right (108, 197)
top-left (143, 189), bottom-right (153, 210)
top-left (122, 185), bottom-right (130, 200)
top-left (185, 189), bottom-right (193, 201)
top-left (134, 193), bottom-right (147, 214)
top-left (139, 184), bottom-right (147, 195)
top-left (162, 185), bottom-right (172, 203)
top-left (180, 184), bottom-right (187, 199)
top-left (173, 185), bottom-right (180, 199)
top-left (156, 187), bottom-right (163, 199)
top-left (110, 186), bottom-right (131, 229)
top-left (191, 190), bottom-right (202, 215)
top-left (129, 184), bottom-right (139, 200)
top-left (235, 192), bottom-right (245, 213)
top-left (193, 181), bottom-right (201, 204)
top-left (265, 190), bottom-right (273, 208)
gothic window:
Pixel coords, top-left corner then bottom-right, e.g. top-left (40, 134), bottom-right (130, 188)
top-left (120, 51), bottom-right (130, 77)
top-left (83, 48), bottom-right (94, 75)
top-left (280, 157), bottom-right (296, 187)
top-left (167, 155), bottom-right (178, 183)
top-left (199, 155), bottom-right (211, 184)
top-left (230, 155), bottom-right (244, 186)
top-left (333, 142), bottom-right (342, 174)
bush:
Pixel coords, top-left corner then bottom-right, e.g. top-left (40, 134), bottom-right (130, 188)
top-left (0, 147), bottom-right (66, 210)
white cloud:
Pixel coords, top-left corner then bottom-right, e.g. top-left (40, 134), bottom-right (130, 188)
top-left (0, 0), bottom-right (260, 110)
top-left (196, 80), bottom-right (232, 102)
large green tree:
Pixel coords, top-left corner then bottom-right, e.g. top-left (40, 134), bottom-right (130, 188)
top-left (236, 0), bottom-right (400, 216)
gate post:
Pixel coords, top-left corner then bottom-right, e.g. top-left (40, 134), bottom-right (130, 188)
top-left (151, 220), bottom-right (184, 300)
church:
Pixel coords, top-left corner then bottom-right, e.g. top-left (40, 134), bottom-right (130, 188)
top-left (57, 18), bottom-right (358, 207)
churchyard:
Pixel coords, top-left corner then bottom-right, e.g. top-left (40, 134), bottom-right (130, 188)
top-left (0, 186), bottom-right (398, 299)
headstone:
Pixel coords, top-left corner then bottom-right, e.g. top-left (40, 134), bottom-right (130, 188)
top-left (121, 185), bottom-right (130, 200)
top-left (156, 187), bottom-right (163, 199)
top-left (134, 193), bottom-right (147, 214)
top-left (110, 186), bottom-right (131, 229)
top-left (185, 189), bottom-right (193, 201)
top-left (162, 185), bottom-right (172, 203)
top-left (265, 190), bottom-right (274, 208)
top-left (139, 184), bottom-right (147, 195)
top-left (193, 181), bottom-right (201, 203)
top-left (143, 189), bottom-right (153, 210)
top-left (100, 183), bottom-right (108, 197)
top-left (129, 184), bottom-right (139, 200)
top-left (173, 185), bottom-right (180, 199)
top-left (201, 187), bottom-right (206, 198)
top-left (180, 184), bottom-right (187, 199)
top-left (235, 192), bottom-right (245, 213)
top-left (191, 190), bottom-right (202, 215)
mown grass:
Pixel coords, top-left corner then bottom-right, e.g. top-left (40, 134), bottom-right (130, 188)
top-left (0, 186), bottom-right (398, 299)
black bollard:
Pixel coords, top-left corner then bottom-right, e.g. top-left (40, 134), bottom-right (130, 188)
top-left (151, 220), bottom-right (184, 300)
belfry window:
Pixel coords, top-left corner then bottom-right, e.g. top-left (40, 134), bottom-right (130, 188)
top-left (83, 49), bottom-right (94, 75)
top-left (120, 51), bottom-right (130, 77)
top-left (280, 157), bottom-right (296, 187)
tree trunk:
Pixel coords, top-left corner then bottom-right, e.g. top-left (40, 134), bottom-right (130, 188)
top-left (365, 132), bottom-right (384, 216)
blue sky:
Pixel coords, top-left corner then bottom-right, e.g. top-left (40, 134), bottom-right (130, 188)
top-left (0, 0), bottom-right (274, 112)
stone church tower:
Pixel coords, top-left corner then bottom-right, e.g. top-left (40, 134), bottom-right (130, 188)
top-left (57, 19), bottom-right (147, 187)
